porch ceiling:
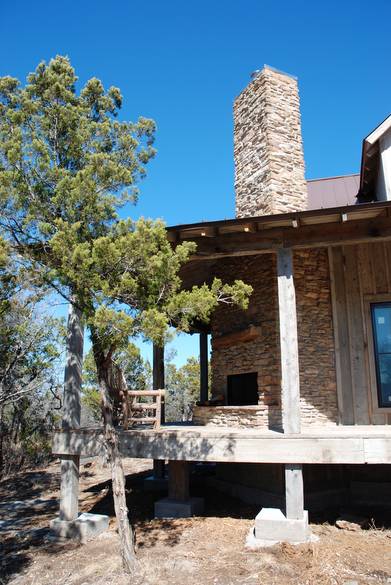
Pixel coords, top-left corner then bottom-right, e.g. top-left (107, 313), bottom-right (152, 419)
top-left (168, 201), bottom-right (391, 290)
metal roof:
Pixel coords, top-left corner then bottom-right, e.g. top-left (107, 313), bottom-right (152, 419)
top-left (307, 174), bottom-right (360, 209)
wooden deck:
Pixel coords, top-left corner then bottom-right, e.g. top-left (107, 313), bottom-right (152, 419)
top-left (53, 424), bottom-right (391, 465)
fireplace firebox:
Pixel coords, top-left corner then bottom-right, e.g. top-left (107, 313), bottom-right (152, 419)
top-left (227, 372), bottom-right (258, 406)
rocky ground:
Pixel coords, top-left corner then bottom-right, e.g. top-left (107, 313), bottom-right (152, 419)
top-left (1, 459), bottom-right (391, 585)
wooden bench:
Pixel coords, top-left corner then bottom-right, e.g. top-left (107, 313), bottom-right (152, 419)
top-left (126, 390), bottom-right (165, 430)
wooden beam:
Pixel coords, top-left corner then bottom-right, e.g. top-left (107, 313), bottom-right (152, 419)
top-left (212, 325), bottom-right (261, 349)
top-left (128, 390), bottom-right (165, 397)
top-left (153, 343), bottom-right (165, 478)
top-left (199, 332), bottom-right (209, 403)
top-left (277, 248), bottom-right (301, 434)
top-left (186, 215), bottom-right (391, 261)
top-left (153, 344), bottom-right (165, 392)
top-left (277, 249), bottom-right (304, 519)
top-left (60, 302), bottom-right (84, 522)
top-left (53, 427), bottom-right (391, 464)
top-left (62, 302), bottom-right (83, 430)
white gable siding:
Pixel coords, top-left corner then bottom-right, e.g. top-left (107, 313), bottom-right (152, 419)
top-left (377, 127), bottom-right (391, 201)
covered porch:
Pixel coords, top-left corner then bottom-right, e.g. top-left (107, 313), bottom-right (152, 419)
top-left (52, 199), bottom-right (391, 543)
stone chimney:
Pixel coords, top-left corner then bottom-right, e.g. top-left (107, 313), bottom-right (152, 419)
top-left (234, 65), bottom-right (307, 218)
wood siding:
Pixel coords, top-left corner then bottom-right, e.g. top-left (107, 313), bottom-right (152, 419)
top-left (329, 242), bottom-right (391, 425)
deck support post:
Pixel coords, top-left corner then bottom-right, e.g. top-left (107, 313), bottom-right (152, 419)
top-left (152, 343), bottom-right (166, 480)
top-left (60, 302), bottom-right (83, 521)
top-left (253, 249), bottom-right (310, 545)
top-left (285, 464), bottom-right (304, 520)
top-left (168, 460), bottom-right (190, 500)
top-left (51, 302), bottom-right (108, 541)
top-left (155, 460), bottom-right (204, 518)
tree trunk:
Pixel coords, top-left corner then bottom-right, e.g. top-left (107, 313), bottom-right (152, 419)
top-left (0, 405), bottom-right (4, 477)
top-left (105, 422), bottom-right (136, 574)
top-left (92, 338), bottom-right (137, 574)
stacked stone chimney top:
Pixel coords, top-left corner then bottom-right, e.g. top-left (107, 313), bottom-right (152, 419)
top-left (234, 65), bottom-right (307, 218)
top-left (250, 64), bottom-right (298, 82)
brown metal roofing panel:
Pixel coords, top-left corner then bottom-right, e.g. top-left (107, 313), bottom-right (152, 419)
top-left (306, 174), bottom-right (360, 210)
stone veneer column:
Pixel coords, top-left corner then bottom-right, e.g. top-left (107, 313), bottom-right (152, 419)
top-left (234, 65), bottom-right (307, 218)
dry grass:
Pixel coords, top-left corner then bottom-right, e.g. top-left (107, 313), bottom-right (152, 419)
top-left (1, 459), bottom-right (391, 585)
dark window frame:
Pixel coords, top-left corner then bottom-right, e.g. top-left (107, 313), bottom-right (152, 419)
top-left (370, 301), bottom-right (391, 408)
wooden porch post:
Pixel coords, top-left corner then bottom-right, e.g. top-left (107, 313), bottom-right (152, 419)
top-left (59, 302), bottom-right (84, 521)
top-left (277, 248), bottom-right (304, 520)
top-left (153, 343), bottom-right (165, 479)
top-left (199, 332), bottom-right (209, 403)
top-left (277, 248), bottom-right (301, 434)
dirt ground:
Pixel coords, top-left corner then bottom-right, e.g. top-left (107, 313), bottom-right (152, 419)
top-left (1, 459), bottom-right (391, 585)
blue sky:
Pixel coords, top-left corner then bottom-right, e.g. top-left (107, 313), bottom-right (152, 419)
top-left (2, 0), bottom-right (390, 365)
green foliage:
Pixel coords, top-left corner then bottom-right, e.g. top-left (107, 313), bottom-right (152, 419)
top-left (165, 356), bottom-right (204, 422)
top-left (0, 55), bottom-right (251, 395)
top-left (0, 253), bottom-right (65, 475)
top-left (0, 56), bottom-right (155, 237)
top-left (0, 254), bottom-right (64, 407)
top-left (1, 392), bottom-right (61, 477)
top-left (82, 344), bottom-right (151, 421)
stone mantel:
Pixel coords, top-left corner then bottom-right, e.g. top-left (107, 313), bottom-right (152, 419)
top-left (195, 405), bottom-right (262, 411)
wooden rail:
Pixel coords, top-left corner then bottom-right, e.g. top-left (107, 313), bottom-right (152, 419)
top-left (127, 389), bottom-right (165, 430)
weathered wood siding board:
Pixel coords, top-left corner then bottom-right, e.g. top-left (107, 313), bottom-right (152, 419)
top-left (330, 243), bottom-right (391, 425)
top-left (329, 247), bottom-right (354, 424)
top-left (384, 242), bottom-right (391, 292)
top-left (344, 246), bottom-right (371, 424)
top-left (372, 242), bottom-right (388, 294)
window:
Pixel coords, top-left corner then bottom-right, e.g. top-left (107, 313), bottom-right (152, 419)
top-left (227, 372), bottom-right (258, 406)
top-left (371, 303), bottom-right (391, 408)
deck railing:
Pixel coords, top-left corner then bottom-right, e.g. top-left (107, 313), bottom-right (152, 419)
top-left (126, 390), bottom-right (165, 430)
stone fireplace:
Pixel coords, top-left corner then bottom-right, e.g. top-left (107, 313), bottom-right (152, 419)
top-left (192, 67), bottom-right (338, 430)
top-left (192, 371), bottom-right (262, 427)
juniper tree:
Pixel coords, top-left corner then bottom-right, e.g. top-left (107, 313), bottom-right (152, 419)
top-left (165, 356), bottom-right (203, 422)
top-left (0, 241), bottom-right (64, 475)
top-left (0, 56), bottom-right (252, 573)
top-left (82, 344), bottom-right (151, 422)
